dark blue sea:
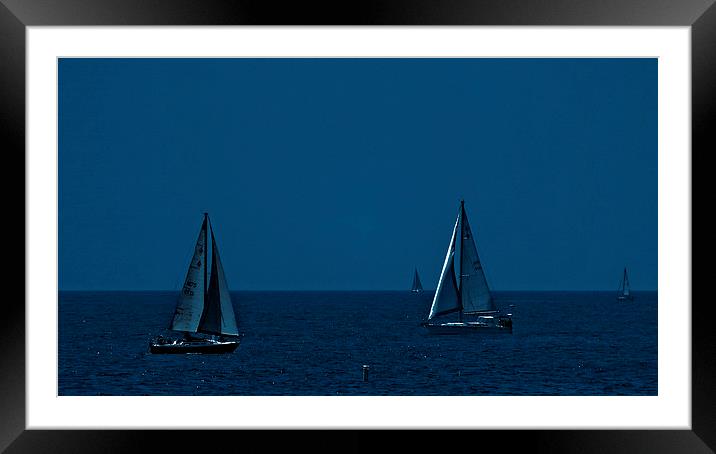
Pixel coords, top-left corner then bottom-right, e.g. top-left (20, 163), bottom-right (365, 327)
top-left (58, 291), bottom-right (657, 396)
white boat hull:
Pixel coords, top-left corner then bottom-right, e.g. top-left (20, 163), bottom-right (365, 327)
top-left (149, 338), bottom-right (240, 354)
top-left (421, 320), bottom-right (512, 334)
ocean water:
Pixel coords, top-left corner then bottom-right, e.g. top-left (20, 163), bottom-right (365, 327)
top-left (58, 291), bottom-right (657, 396)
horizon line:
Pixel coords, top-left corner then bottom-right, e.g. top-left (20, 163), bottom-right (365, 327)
top-left (57, 288), bottom-right (658, 293)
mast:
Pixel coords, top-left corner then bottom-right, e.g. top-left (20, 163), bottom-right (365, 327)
top-left (458, 200), bottom-right (464, 322)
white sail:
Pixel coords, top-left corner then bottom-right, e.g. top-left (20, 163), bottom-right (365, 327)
top-left (197, 228), bottom-right (239, 336)
top-left (428, 211), bottom-right (461, 320)
top-left (412, 268), bottom-right (423, 291)
top-left (214, 243), bottom-right (239, 335)
top-left (170, 219), bottom-right (207, 333)
top-left (622, 268), bottom-right (631, 296)
top-left (459, 206), bottom-right (497, 313)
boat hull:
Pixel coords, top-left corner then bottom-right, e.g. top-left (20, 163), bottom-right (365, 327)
top-left (149, 340), bottom-right (240, 354)
top-left (617, 295), bottom-right (634, 302)
top-left (421, 321), bottom-right (512, 335)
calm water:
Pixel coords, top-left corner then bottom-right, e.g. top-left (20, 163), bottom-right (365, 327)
top-left (58, 291), bottom-right (657, 395)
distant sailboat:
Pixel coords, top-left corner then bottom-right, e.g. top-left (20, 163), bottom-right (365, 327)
top-left (411, 268), bottom-right (423, 293)
top-left (421, 200), bottom-right (512, 334)
top-left (616, 267), bottom-right (634, 302)
top-left (149, 213), bottom-right (241, 354)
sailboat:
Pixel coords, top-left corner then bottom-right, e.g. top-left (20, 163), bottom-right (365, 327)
top-left (616, 267), bottom-right (634, 301)
top-left (149, 213), bottom-right (241, 354)
top-left (411, 268), bottom-right (423, 293)
top-left (421, 200), bottom-right (512, 334)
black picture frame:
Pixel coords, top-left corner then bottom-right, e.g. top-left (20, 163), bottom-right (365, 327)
top-left (4, 0), bottom-right (709, 452)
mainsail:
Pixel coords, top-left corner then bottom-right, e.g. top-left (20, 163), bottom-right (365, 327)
top-left (198, 227), bottom-right (239, 336)
top-left (412, 268), bottom-right (423, 292)
top-left (170, 218), bottom-right (207, 332)
top-left (169, 215), bottom-right (239, 336)
top-left (428, 211), bottom-right (461, 319)
top-left (459, 204), bottom-right (496, 313)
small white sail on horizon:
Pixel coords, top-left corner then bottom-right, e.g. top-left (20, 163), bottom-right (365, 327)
top-left (617, 267), bottom-right (634, 301)
top-left (411, 268), bottom-right (424, 292)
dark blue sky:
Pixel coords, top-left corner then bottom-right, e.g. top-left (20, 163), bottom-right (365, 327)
top-left (59, 58), bottom-right (657, 291)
